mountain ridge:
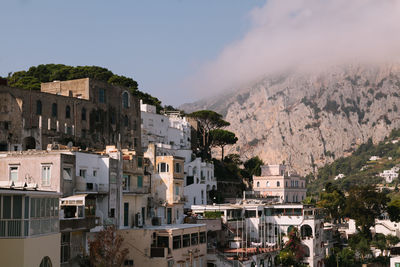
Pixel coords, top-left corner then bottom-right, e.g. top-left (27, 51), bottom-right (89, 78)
top-left (181, 63), bottom-right (400, 175)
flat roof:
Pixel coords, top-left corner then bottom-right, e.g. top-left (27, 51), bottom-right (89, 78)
top-left (143, 223), bottom-right (206, 230)
top-left (0, 187), bottom-right (61, 196)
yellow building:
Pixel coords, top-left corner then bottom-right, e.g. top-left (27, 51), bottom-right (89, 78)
top-left (0, 187), bottom-right (61, 267)
top-left (153, 155), bottom-right (185, 225)
top-left (119, 224), bottom-right (207, 267)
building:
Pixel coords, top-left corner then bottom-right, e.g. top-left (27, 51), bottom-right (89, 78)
top-left (120, 149), bottom-right (151, 228)
top-left (0, 187), bottom-right (61, 267)
top-left (252, 164), bottom-right (307, 203)
top-left (0, 78), bottom-right (141, 152)
top-left (380, 168), bottom-right (399, 183)
top-left (119, 224), bottom-right (207, 267)
top-left (140, 101), bottom-right (191, 151)
top-left (191, 202), bottom-right (325, 267)
top-left (0, 146), bottom-right (124, 266)
top-left (184, 157), bottom-right (217, 208)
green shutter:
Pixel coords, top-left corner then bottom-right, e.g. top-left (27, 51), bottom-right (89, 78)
top-left (137, 176), bottom-right (143, 188)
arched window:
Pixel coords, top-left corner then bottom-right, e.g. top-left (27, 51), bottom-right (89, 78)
top-left (122, 91), bottom-right (129, 108)
top-left (39, 256), bottom-right (52, 267)
top-left (81, 108), bottom-right (86, 121)
top-left (157, 162), bottom-right (169, 173)
top-left (52, 103), bottom-right (57, 117)
top-left (36, 100), bottom-right (42, 115)
top-left (266, 181), bottom-right (270, 187)
top-left (65, 105), bottom-right (71, 119)
top-left (257, 181), bottom-right (260, 187)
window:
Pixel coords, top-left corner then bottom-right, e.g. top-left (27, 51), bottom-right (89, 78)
top-left (110, 111), bottom-right (116, 124)
top-left (42, 165), bottom-right (51, 186)
top-left (36, 100), bottom-right (42, 115)
top-left (122, 91), bottom-right (129, 108)
top-left (9, 166), bottom-right (18, 182)
top-left (134, 138), bottom-right (138, 148)
top-left (93, 170), bottom-right (97, 177)
top-left (191, 233), bottom-right (198, 245)
top-left (79, 169), bottom-right (87, 178)
top-left (39, 256), bottom-right (52, 267)
top-left (257, 181), bottom-right (260, 187)
top-left (199, 232), bottom-right (206, 244)
top-left (52, 103), bottom-right (57, 117)
top-left (63, 168), bottom-right (72, 180)
top-left (99, 88), bottom-right (105, 103)
top-left (65, 105), bottom-right (71, 119)
top-left (138, 157), bottom-right (143, 168)
top-left (81, 108), bottom-right (86, 121)
top-left (175, 163), bottom-right (181, 173)
top-left (133, 120), bottom-right (137, 131)
top-left (157, 163), bottom-right (169, 173)
top-left (183, 234), bottom-right (190, 247)
top-left (266, 181), bottom-right (270, 187)
top-left (137, 176), bottom-right (143, 188)
top-left (174, 184), bottom-right (179, 195)
top-left (123, 175), bottom-right (130, 191)
top-left (277, 181), bottom-right (280, 187)
top-left (173, 235), bottom-right (182, 249)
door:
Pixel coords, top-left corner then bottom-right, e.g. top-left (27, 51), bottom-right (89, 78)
top-left (123, 203), bottom-right (129, 227)
top-left (167, 208), bottom-right (172, 224)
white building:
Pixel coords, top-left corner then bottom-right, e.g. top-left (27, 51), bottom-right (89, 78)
top-left (253, 164), bottom-right (307, 203)
top-left (191, 203), bottom-right (326, 267)
top-left (184, 157), bottom-right (217, 208)
top-left (140, 101), bottom-right (191, 151)
top-left (379, 168), bottom-right (399, 183)
top-left (334, 173), bottom-right (345, 180)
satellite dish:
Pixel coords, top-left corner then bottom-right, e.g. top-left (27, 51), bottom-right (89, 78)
top-left (67, 141), bottom-right (73, 148)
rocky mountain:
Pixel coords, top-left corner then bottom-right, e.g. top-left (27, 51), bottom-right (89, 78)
top-left (181, 64), bottom-right (400, 175)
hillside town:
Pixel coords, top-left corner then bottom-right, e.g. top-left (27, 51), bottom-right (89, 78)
top-left (0, 77), bottom-right (399, 267)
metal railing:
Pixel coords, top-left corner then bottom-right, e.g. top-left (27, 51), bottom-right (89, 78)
top-left (0, 218), bottom-right (59, 238)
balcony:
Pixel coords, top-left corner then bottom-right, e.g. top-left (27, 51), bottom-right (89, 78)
top-left (123, 186), bottom-right (150, 195)
top-left (0, 218), bottom-right (59, 238)
top-left (60, 217), bottom-right (99, 231)
top-left (75, 178), bottom-right (108, 194)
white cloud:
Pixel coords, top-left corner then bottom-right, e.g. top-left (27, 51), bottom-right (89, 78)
top-left (186, 0), bottom-right (400, 97)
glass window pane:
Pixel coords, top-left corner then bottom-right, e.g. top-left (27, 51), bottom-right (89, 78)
top-left (24, 197), bottom-right (29, 219)
top-left (46, 199), bottom-right (50, 217)
top-left (137, 176), bottom-right (143, 188)
top-left (31, 198), bottom-right (36, 218)
top-left (13, 196), bottom-right (22, 219)
top-left (3, 196), bottom-right (11, 219)
top-left (40, 198), bottom-right (45, 217)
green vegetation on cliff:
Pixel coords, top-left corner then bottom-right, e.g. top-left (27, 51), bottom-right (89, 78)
top-left (307, 129), bottom-right (400, 195)
top-left (4, 64), bottom-right (163, 110)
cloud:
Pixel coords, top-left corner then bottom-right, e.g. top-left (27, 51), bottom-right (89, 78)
top-left (186, 0), bottom-right (400, 97)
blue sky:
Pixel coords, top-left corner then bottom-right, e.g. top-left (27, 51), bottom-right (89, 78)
top-left (0, 0), bottom-right (264, 105)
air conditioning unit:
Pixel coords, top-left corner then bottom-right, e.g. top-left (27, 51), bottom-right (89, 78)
top-left (152, 217), bottom-right (162, 226)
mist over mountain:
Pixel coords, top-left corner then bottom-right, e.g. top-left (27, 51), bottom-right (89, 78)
top-left (181, 63), bottom-right (400, 175)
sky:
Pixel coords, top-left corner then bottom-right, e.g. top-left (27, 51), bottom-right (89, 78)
top-left (0, 0), bottom-right (264, 106)
top-left (2, 1), bottom-right (400, 107)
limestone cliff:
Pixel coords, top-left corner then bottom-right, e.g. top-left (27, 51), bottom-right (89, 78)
top-left (181, 64), bottom-right (400, 175)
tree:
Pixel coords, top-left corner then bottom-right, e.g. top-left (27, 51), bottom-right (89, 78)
top-left (317, 183), bottom-right (345, 223)
top-left (242, 156), bottom-right (264, 180)
top-left (210, 129), bottom-right (238, 160)
top-left (88, 225), bottom-right (129, 267)
top-left (387, 198), bottom-right (400, 222)
top-left (344, 185), bottom-right (389, 237)
top-left (188, 110), bottom-right (230, 159)
top-left (276, 227), bottom-right (306, 266)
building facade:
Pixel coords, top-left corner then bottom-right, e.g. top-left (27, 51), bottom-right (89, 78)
top-left (0, 78), bottom-right (141, 152)
top-left (253, 164), bottom-right (307, 203)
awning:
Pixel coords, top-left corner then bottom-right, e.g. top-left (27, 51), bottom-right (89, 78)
top-left (60, 194), bottom-right (87, 206)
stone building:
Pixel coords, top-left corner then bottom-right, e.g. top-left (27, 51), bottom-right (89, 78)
top-left (0, 78), bottom-right (141, 151)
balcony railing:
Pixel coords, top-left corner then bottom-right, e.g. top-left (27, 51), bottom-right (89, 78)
top-left (60, 217), bottom-right (99, 231)
top-left (123, 186), bottom-right (150, 194)
top-left (0, 218), bottom-right (59, 238)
